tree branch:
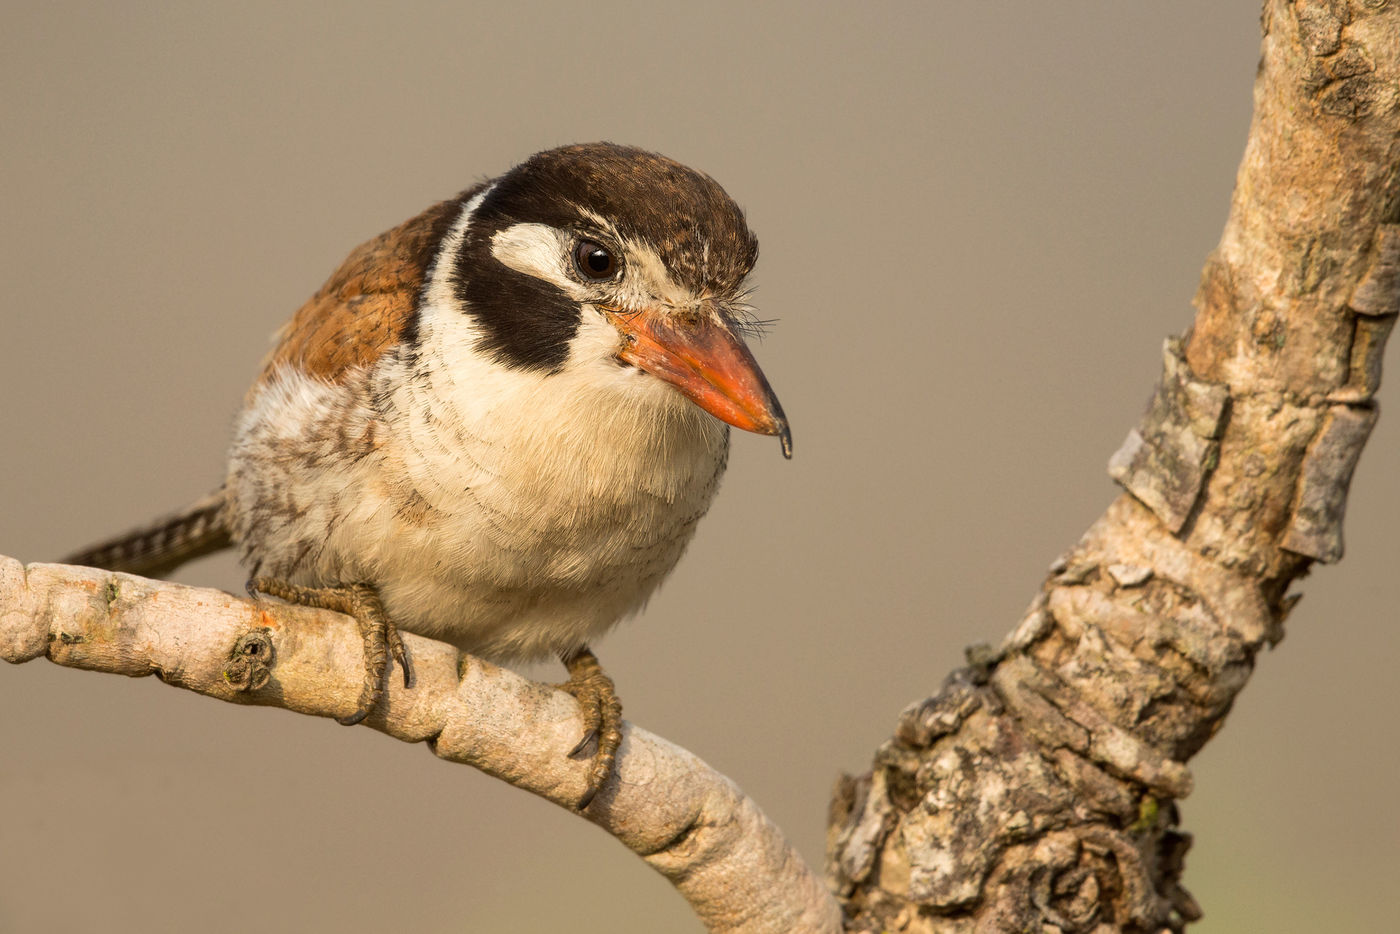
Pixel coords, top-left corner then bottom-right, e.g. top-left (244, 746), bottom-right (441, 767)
top-left (829, 3), bottom-right (1400, 931)
top-left (0, 555), bottom-right (842, 934)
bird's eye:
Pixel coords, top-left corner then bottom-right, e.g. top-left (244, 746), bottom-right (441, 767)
top-left (573, 239), bottom-right (619, 280)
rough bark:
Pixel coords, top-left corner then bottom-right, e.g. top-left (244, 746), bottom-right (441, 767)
top-left (827, 3), bottom-right (1400, 931)
top-left (0, 557), bottom-right (842, 934)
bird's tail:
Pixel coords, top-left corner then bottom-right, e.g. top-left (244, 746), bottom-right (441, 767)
top-left (62, 488), bottom-right (232, 578)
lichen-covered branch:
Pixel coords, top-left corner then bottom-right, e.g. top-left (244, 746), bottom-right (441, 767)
top-left (828, 3), bottom-right (1400, 932)
top-left (0, 556), bottom-right (841, 934)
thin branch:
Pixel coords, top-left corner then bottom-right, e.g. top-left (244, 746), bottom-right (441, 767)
top-left (0, 555), bottom-right (842, 934)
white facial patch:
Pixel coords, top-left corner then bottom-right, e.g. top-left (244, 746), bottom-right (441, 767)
top-left (490, 223), bottom-right (583, 299)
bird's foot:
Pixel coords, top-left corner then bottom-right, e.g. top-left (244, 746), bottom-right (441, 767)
top-left (248, 577), bottom-right (411, 725)
top-left (556, 646), bottom-right (623, 810)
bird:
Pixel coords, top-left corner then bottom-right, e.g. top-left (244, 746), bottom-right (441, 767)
top-left (63, 142), bottom-right (790, 808)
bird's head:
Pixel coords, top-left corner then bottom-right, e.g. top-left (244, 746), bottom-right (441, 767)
top-left (452, 143), bottom-right (790, 458)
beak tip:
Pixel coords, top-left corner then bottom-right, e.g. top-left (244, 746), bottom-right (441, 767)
top-left (778, 423), bottom-right (792, 459)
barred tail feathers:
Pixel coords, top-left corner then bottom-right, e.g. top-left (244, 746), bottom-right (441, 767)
top-left (62, 488), bottom-right (232, 578)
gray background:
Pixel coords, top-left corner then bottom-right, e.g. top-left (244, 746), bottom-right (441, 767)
top-left (2, 3), bottom-right (1395, 932)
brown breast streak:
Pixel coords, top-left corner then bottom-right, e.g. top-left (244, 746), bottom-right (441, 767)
top-left (252, 194), bottom-right (468, 392)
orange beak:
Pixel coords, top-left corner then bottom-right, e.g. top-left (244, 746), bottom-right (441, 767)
top-left (603, 306), bottom-right (791, 458)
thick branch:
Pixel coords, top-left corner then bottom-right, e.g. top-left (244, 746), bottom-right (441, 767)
top-left (0, 556), bottom-right (841, 934)
top-left (829, 3), bottom-right (1399, 932)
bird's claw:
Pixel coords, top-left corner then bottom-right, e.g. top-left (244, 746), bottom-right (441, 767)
top-left (557, 647), bottom-right (623, 811)
top-left (246, 577), bottom-right (412, 724)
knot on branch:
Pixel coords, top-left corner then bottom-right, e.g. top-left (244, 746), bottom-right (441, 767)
top-left (223, 628), bottom-right (275, 691)
top-left (980, 822), bottom-right (1202, 934)
top-left (831, 547), bottom-right (1269, 931)
top-left (832, 720), bottom-right (1203, 934)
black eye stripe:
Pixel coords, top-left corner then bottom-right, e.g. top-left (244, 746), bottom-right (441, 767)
top-left (573, 239), bottom-right (619, 280)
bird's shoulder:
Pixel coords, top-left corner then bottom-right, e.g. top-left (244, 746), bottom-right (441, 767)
top-left (253, 190), bottom-right (475, 388)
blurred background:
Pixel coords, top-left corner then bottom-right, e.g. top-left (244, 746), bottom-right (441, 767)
top-left (2, 3), bottom-right (1395, 931)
